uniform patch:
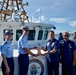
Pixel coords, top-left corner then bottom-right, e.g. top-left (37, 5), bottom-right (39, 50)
top-left (68, 44), bottom-right (72, 48)
top-left (47, 42), bottom-right (50, 46)
top-left (51, 42), bottom-right (55, 47)
top-left (2, 41), bottom-right (7, 45)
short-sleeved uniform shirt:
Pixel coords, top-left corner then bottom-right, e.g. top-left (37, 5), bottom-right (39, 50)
top-left (60, 40), bottom-right (76, 63)
top-left (18, 34), bottom-right (29, 54)
top-left (58, 36), bottom-right (63, 42)
top-left (45, 38), bottom-right (60, 63)
top-left (73, 38), bottom-right (76, 46)
top-left (1, 41), bottom-right (14, 58)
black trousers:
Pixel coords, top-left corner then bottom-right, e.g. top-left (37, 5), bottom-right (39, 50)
top-left (74, 66), bottom-right (76, 75)
top-left (1, 57), bottom-right (14, 75)
top-left (62, 62), bottom-right (74, 75)
top-left (47, 60), bottom-right (59, 75)
top-left (18, 54), bottom-right (29, 75)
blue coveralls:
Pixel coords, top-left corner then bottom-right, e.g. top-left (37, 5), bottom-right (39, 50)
top-left (18, 34), bottom-right (29, 75)
top-left (1, 41), bottom-right (14, 75)
top-left (45, 38), bottom-right (59, 75)
top-left (60, 40), bottom-right (76, 75)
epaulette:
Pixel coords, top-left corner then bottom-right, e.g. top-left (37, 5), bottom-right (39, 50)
top-left (22, 35), bottom-right (24, 38)
top-left (2, 41), bottom-right (7, 45)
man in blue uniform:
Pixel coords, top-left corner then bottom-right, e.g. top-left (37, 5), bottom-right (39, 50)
top-left (1, 30), bottom-right (14, 75)
top-left (18, 26), bottom-right (38, 75)
top-left (60, 32), bottom-right (76, 75)
top-left (72, 32), bottom-right (76, 75)
top-left (58, 33), bottom-right (63, 42)
top-left (41, 30), bottom-right (60, 75)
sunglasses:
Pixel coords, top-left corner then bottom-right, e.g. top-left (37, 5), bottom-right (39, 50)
top-left (25, 30), bottom-right (29, 31)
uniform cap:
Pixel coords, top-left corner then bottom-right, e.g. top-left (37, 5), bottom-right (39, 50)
top-left (21, 26), bottom-right (30, 31)
top-left (4, 30), bottom-right (13, 35)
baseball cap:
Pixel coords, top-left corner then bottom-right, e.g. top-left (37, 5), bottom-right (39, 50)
top-left (4, 30), bottom-right (13, 35)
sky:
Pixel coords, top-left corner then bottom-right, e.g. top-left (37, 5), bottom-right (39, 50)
top-left (23, 0), bottom-right (76, 34)
top-left (0, 0), bottom-right (76, 34)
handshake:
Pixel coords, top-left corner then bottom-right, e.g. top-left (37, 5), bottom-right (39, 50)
top-left (31, 46), bottom-right (48, 57)
top-left (32, 53), bottom-right (48, 57)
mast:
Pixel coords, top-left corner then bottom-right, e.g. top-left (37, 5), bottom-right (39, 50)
top-left (0, 0), bottom-right (29, 22)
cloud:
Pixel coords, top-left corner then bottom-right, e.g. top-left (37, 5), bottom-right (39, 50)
top-left (31, 16), bottom-right (38, 22)
top-left (70, 21), bottom-right (76, 27)
top-left (31, 16), bottom-right (70, 24)
top-left (49, 18), bottom-right (69, 23)
top-left (41, 16), bottom-right (45, 21)
top-left (29, 15), bottom-right (76, 27)
top-left (49, 18), bottom-right (76, 27)
top-left (29, 16), bottom-right (45, 23)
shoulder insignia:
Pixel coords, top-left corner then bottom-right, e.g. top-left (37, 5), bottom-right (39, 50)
top-left (2, 41), bottom-right (7, 45)
top-left (22, 36), bottom-right (24, 38)
top-left (21, 35), bottom-right (24, 38)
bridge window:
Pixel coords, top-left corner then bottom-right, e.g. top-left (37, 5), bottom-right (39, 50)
top-left (16, 30), bottom-right (22, 41)
top-left (3, 29), bottom-right (13, 41)
top-left (43, 31), bottom-right (48, 40)
top-left (38, 30), bottom-right (43, 40)
top-left (28, 30), bottom-right (36, 40)
top-left (16, 30), bottom-right (36, 41)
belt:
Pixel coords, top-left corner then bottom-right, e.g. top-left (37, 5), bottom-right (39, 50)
top-left (6, 57), bottom-right (13, 59)
top-left (19, 54), bottom-right (28, 55)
